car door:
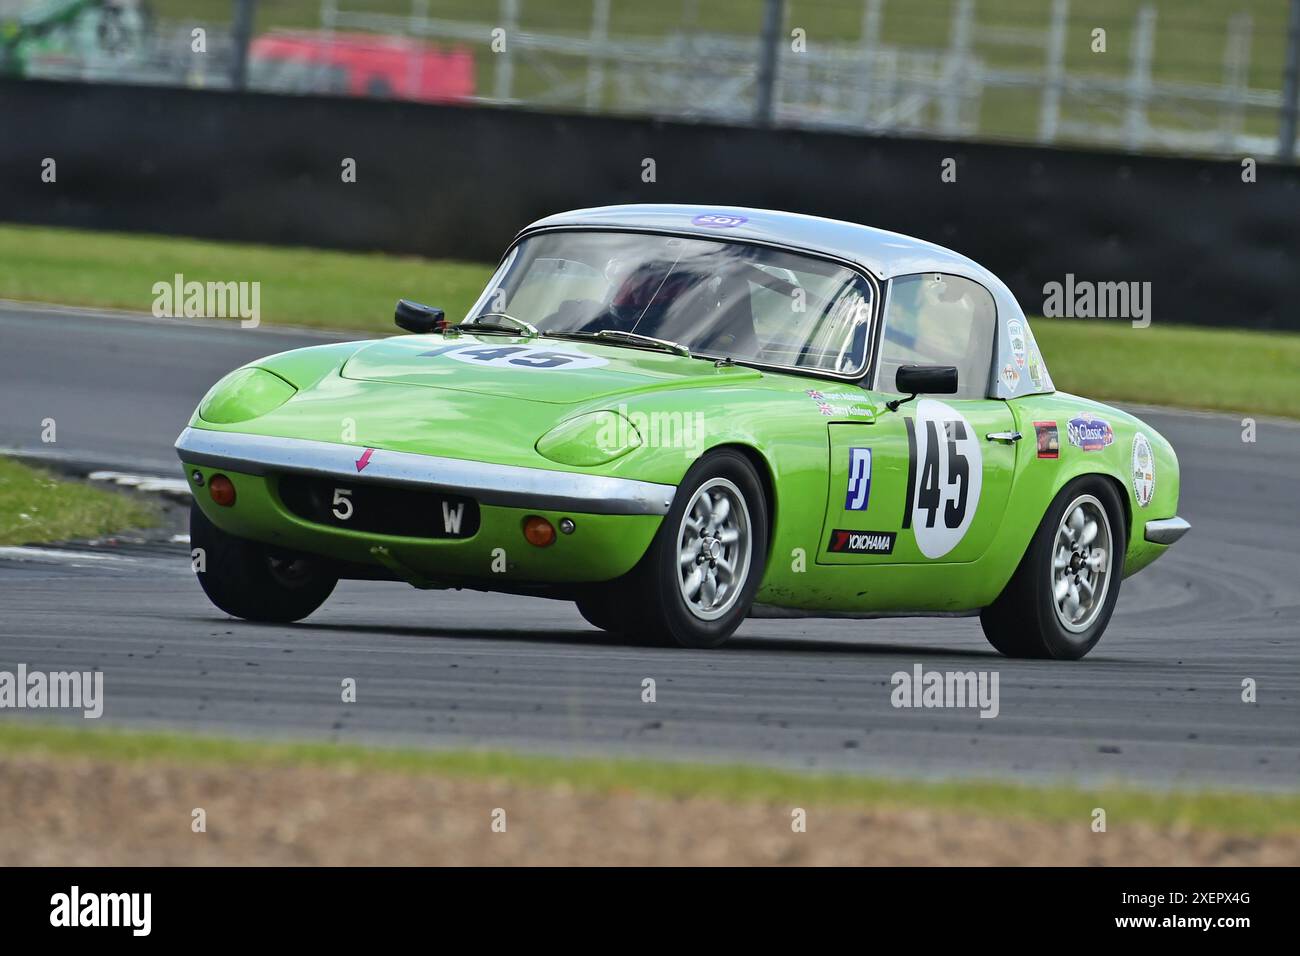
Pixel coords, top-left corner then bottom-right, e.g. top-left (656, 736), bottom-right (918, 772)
top-left (818, 400), bottom-right (1017, 565)
top-left (817, 272), bottom-right (1017, 566)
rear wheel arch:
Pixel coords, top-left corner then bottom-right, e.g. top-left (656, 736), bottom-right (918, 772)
top-left (1002, 466), bottom-right (1131, 585)
top-left (1098, 471), bottom-right (1132, 542)
top-left (981, 473), bottom-right (1127, 659)
top-left (1055, 470), bottom-right (1132, 559)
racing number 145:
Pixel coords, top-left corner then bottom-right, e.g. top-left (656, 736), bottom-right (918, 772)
top-left (458, 346), bottom-right (577, 368)
top-left (903, 417), bottom-right (970, 530)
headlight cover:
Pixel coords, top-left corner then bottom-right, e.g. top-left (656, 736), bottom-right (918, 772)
top-left (536, 410), bottom-right (642, 466)
top-left (198, 367), bottom-right (297, 424)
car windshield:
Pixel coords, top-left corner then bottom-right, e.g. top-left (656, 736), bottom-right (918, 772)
top-left (465, 231), bottom-right (875, 375)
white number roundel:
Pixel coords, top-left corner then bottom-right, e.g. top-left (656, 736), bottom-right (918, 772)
top-left (1131, 433), bottom-right (1155, 508)
top-left (446, 345), bottom-right (608, 370)
top-left (909, 399), bottom-right (982, 559)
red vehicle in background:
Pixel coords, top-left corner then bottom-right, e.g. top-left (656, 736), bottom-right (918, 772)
top-left (248, 30), bottom-right (474, 103)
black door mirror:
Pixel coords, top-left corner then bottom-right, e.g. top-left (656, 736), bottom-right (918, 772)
top-left (395, 299), bottom-right (446, 334)
top-left (886, 365), bottom-right (959, 411)
top-left (895, 364), bottom-right (958, 395)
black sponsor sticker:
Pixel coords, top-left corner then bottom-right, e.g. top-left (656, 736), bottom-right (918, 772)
top-left (1033, 420), bottom-right (1059, 459)
top-left (828, 529), bottom-right (897, 554)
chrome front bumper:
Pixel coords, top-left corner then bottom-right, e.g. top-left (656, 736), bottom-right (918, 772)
top-left (175, 427), bottom-right (676, 516)
top-left (1143, 516), bottom-right (1190, 545)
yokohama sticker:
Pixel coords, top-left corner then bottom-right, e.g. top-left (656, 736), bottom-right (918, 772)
top-left (1132, 432), bottom-right (1156, 508)
top-left (828, 529), bottom-right (896, 554)
top-left (902, 399), bottom-right (982, 559)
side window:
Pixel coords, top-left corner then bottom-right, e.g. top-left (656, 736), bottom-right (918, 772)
top-left (875, 274), bottom-right (997, 400)
top-left (747, 267), bottom-right (872, 374)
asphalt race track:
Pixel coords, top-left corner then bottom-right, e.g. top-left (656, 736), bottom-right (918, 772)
top-left (1, 302), bottom-right (1297, 790)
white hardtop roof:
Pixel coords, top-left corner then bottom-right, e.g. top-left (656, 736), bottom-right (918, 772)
top-left (519, 203), bottom-right (1047, 399)
top-left (522, 203), bottom-right (1005, 289)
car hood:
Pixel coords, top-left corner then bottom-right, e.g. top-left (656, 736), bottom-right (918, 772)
top-left (340, 334), bottom-right (760, 404)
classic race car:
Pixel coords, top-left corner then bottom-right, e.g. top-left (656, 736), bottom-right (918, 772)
top-left (178, 204), bottom-right (1188, 659)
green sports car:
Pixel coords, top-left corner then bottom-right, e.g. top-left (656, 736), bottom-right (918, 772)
top-left (177, 204), bottom-right (1189, 659)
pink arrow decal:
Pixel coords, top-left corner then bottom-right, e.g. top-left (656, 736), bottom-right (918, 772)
top-left (355, 448), bottom-right (374, 472)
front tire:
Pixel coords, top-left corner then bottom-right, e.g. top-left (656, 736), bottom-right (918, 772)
top-left (980, 476), bottom-right (1126, 660)
top-left (574, 587), bottom-right (623, 633)
top-left (615, 449), bottom-right (768, 649)
top-left (190, 502), bottom-right (337, 623)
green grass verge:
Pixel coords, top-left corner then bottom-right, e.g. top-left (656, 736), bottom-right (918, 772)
top-left (0, 223), bottom-right (492, 335)
top-left (1, 721), bottom-right (1297, 835)
top-left (3, 223), bottom-right (1297, 418)
top-left (1033, 318), bottom-right (1300, 419)
top-left (0, 458), bottom-right (158, 546)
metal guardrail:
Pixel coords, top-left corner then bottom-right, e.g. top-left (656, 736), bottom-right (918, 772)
top-left (5, 0), bottom-right (1299, 161)
top-left (324, 0), bottom-right (1300, 159)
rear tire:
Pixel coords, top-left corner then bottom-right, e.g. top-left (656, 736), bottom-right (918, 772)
top-left (980, 475), bottom-right (1126, 660)
top-left (190, 502), bottom-right (337, 623)
top-left (613, 449), bottom-right (768, 649)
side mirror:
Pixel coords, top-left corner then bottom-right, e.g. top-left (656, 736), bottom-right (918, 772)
top-left (895, 364), bottom-right (958, 395)
top-left (395, 299), bottom-right (446, 334)
top-left (886, 365), bottom-right (958, 411)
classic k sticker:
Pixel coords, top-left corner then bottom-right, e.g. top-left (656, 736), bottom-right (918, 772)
top-left (1066, 414), bottom-right (1114, 451)
top-left (844, 447), bottom-right (872, 511)
top-left (828, 529), bottom-right (896, 555)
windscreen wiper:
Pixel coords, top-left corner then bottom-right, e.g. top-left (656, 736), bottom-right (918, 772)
top-left (454, 313), bottom-right (541, 337)
top-left (547, 329), bottom-right (691, 358)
